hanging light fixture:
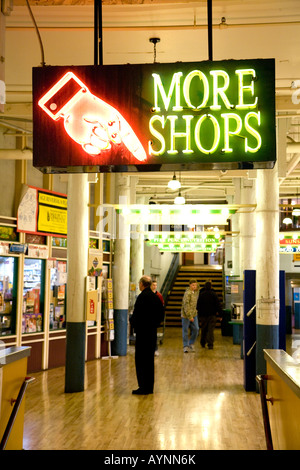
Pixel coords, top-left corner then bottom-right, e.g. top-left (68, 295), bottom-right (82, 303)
top-left (168, 173), bottom-right (181, 191)
top-left (283, 217), bottom-right (293, 225)
top-left (174, 190), bottom-right (185, 205)
top-left (292, 208), bottom-right (300, 216)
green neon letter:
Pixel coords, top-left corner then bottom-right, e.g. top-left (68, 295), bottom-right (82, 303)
top-left (235, 69), bottom-right (258, 109)
top-left (194, 114), bottom-right (220, 154)
top-left (183, 70), bottom-right (209, 109)
top-left (152, 72), bottom-right (183, 112)
top-left (245, 111), bottom-right (261, 152)
top-left (210, 70), bottom-right (233, 110)
top-left (167, 115), bottom-right (194, 155)
top-left (149, 115), bottom-right (166, 156)
top-left (221, 113), bottom-right (242, 152)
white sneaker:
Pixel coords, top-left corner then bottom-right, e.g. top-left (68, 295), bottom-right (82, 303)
top-left (155, 350), bottom-right (159, 356)
top-left (189, 345), bottom-right (195, 352)
top-left (183, 346), bottom-right (189, 353)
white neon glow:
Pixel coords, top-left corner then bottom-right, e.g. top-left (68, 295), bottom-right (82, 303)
top-left (152, 72), bottom-right (183, 112)
top-left (221, 113), bottom-right (242, 152)
top-left (210, 70), bottom-right (233, 110)
top-left (235, 69), bottom-right (258, 109)
top-left (183, 70), bottom-right (209, 109)
top-left (194, 114), bottom-right (220, 154)
top-left (245, 111), bottom-right (262, 152)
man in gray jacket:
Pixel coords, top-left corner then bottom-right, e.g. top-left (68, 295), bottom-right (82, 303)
top-left (181, 279), bottom-right (199, 353)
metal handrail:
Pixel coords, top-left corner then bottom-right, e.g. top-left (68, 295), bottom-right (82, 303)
top-left (0, 376), bottom-right (35, 450)
top-left (161, 252), bottom-right (179, 302)
top-left (256, 374), bottom-right (273, 450)
top-left (246, 341), bottom-right (256, 356)
top-left (246, 304), bottom-right (256, 317)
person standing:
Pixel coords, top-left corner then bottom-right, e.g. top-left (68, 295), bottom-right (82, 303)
top-left (197, 281), bottom-right (223, 349)
top-left (130, 276), bottom-right (164, 395)
top-left (151, 279), bottom-right (165, 356)
top-left (181, 279), bottom-right (199, 353)
top-left (151, 280), bottom-right (164, 306)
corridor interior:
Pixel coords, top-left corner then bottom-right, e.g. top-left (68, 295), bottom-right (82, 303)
top-left (22, 327), bottom-right (274, 451)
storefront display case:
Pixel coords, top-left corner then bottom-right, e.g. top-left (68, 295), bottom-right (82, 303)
top-left (0, 207), bottom-right (112, 371)
top-left (22, 259), bottom-right (45, 334)
top-left (0, 256), bottom-right (18, 337)
top-left (49, 260), bottom-right (67, 330)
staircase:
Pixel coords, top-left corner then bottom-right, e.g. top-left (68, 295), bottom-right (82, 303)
top-left (164, 265), bottom-right (224, 327)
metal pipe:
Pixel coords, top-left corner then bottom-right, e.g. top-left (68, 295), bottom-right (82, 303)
top-left (25, 0), bottom-right (45, 66)
top-left (94, 0), bottom-right (98, 65)
top-left (98, 0), bottom-right (103, 66)
top-left (94, 0), bottom-right (103, 66)
top-left (207, 0), bottom-right (213, 60)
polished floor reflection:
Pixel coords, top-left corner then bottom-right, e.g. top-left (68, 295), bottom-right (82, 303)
top-left (23, 328), bottom-right (267, 450)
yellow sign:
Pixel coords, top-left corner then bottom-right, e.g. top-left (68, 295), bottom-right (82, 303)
top-left (38, 204), bottom-right (67, 236)
top-left (86, 290), bottom-right (98, 321)
top-left (38, 192), bottom-right (67, 209)
top-left (17, 186), bottom-right (67, 237)
top-left (107, 279), bottom-right (113, 310)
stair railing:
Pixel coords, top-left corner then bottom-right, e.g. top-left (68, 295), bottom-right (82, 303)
top-left (161, 253), bottom-right (179, 304)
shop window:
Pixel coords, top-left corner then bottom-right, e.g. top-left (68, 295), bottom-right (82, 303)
top-left (0, 256), bottom-right (18, 336)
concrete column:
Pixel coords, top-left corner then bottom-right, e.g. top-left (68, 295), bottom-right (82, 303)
top-left (112, 174), bottom-right (130, 356)
top-left (232, 178), bottom-right (241, 277)
top-left (130, 229), bottom-right (144, 296)
top-left (130, 190), bottom-right (145, 299)
top-left (0, 9), bottom-right (6, 114)
top-left (240, 178), bottom-right (256, 274)
top-left (256, 165), bottom-right (279, 375)
top-left (65, 174), bottom-right (89, 392)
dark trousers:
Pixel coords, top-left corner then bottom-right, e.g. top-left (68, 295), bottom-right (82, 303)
top-left (135, 335), bottom-right (156, 392)
top-left (199, 315), bottom-right (216, 348)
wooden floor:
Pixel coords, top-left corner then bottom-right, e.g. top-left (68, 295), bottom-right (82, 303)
top-left (23, 328), bottom-right (267, 451)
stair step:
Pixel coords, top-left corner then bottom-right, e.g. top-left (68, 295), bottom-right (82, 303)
top-left (165, 265), bottom-right (223, 327)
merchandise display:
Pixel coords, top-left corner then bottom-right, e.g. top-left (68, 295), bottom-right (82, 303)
top-left (22, 259), bottom-right (45, 333)
top-left (0, 256), bottom-right (17, 336)
top-left (49, 260), bottom-right (67, 330)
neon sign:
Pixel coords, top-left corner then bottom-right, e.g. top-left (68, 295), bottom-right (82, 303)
top-left (38, 72), bottom-right (147, 162)
top-left (32, 59), bottom-right (275, 173)
top-left (149, 68), bottom-right (262, 157)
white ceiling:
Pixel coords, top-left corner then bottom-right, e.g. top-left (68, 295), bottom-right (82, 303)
top-left (2, 0), bottom-right (300, 203)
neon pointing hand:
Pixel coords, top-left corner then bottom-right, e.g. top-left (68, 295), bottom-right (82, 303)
top-left (38, 71), bottom-right (147, 162)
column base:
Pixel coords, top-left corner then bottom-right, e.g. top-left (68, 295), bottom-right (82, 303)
top-left (256, 323), bottom-right (279, 377)
top-left (65, 322), bottom-right (86, 393)
top-left (111, 309), bottom-right (128, 356)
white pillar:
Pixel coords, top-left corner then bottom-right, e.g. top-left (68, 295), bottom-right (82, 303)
top-left (130, 193), bottom-right (145, 300)
top-left (112, 174), bottom-right (131, 355)
top-left (256, 164), bottom-right (279, 374)
top-left (65, 174), bottom-right (89, 392)
top-left (240, 178), bottom-right (256, 274)
top-left (232, 178), bottom-right (241, 277)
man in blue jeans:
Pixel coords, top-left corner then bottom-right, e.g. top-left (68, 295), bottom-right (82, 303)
top-left (181, 279), bottom-right (199, 352)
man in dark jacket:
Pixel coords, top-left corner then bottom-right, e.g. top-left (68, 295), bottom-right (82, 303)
top-left (197, 281), bottom-right (222, 349)
top-left (130, 276), bottom-right (164, 395)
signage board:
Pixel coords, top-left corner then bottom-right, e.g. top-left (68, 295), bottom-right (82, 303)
top-left (17, 185), bottom-right (67, 237)
top-left (32, 59), bottom-right (276, 173)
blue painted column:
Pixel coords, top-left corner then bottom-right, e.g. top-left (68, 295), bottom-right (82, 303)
top-left (256, 166), bottom-right (279, 376)
top-left (111, 174), bottom-right (130, 356)
top-left (65, 174), bottom-right (89, 392)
